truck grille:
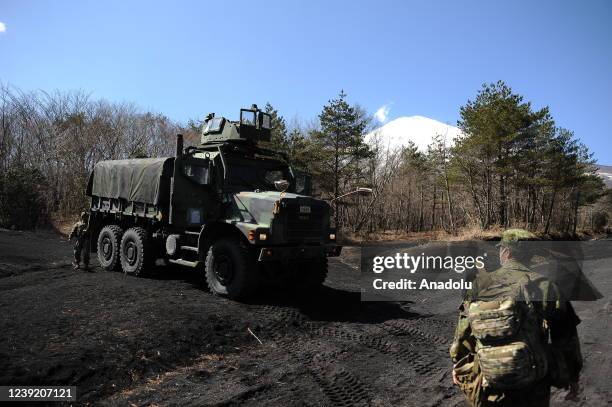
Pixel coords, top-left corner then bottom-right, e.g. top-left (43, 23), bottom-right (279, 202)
top-left (282, 199), bottom-right (327, 243)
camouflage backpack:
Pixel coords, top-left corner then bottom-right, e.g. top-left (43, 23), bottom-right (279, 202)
top-left (467, 274), bottom-right (549, 389)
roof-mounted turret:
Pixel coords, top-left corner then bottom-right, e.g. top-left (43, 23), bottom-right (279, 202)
top-left (201, 104), bottom-right (272, 145)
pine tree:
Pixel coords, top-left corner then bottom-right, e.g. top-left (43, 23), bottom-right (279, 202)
top-left (311, 91), bottom-right (373, 229)
top-left (262, 102), bottom-right (289, 154)
top-left (456, 81), bottom-right (552, 228)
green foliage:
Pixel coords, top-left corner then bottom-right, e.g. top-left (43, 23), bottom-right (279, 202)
top-left (262, 102), bottom-right (289, 154)
top-left (450, 81), bottom-right (604, 231)
top-left (0, 166), bottom-right (48, 229)
top-left (310, 91), bottom-right (373, 197)
top-left (455, 81), bottom-right (553, 227)
top-left (285, 127), bottom-right (312, 171)
top-left (260, 103), bottom-right (314, 173)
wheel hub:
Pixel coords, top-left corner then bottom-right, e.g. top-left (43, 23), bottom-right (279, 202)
top-left (102, 238), bottom-right (112, 259)
top-left (214, 254), bottom-right (234, 285)
top-left (126, 242), bottom-right (137, 265)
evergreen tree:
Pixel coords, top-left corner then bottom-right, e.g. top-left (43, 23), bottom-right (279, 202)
top-left (262, 102), bottom-right (289, 154)
top-left (456, 81), bottom-right (552, 228)
top-left (311, 91), bottom-right (373, 229)
top-left (285, 127), bottom-right (312, 172)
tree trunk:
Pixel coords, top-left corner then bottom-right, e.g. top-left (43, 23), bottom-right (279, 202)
top-left (419, 185), bottom-right (424, 232)
top-left (444, 165), bottom-right (456, 234)
top-left (544, 187), bottom-right (558, 234)
top-left (499, 173), bottom-right (507, 227)
top-left (431, 184), bottom-right (437, 230)
top-left (333, 137), bottom-right (340, 231)
top-left (572, 190), bottom-right (581, 236)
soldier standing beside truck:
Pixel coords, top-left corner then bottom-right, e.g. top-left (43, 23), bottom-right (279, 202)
top-left (450, 229), bottom-right (582, 406)
top-left (69, 211), bottom-right (90, 270)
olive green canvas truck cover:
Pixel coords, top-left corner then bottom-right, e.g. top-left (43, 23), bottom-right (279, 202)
top-left (87, 158), bottom-right (174, 205)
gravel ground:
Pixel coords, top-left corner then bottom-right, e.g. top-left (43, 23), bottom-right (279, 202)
top-left (0, 230), bottom-right (610, 406)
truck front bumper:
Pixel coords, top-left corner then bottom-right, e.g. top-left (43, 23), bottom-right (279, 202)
top-left (257, 244), bottom-right (342, 262)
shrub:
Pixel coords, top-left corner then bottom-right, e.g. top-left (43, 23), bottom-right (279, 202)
top-left (0, 166), bottom-right (48, 230)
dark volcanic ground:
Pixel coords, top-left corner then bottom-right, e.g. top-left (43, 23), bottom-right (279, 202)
top-left (0, 229), bottom-right (610, 406)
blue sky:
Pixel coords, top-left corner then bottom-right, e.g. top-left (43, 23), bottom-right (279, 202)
top-left (1, 0), bottom-right (611, 163)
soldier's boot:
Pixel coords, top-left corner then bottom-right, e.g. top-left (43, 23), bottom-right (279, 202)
top-left (73, 262), bottom-right (80, 270)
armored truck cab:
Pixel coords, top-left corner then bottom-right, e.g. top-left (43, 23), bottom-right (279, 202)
top-left (86, 105), bottom-right (340, 299)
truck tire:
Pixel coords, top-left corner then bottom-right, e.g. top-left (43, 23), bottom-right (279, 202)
top-left (205, 237), bottom-right (258, 300)
top-left (97, 225), bottom-right (123, 271)
top-left (120, 227), bottom-right (150, 277)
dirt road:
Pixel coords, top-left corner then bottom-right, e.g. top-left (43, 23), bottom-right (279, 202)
top-left (0, 230), bottom-right (610, 406)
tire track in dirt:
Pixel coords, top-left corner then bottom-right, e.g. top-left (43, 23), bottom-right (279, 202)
top-left (246, 303), bottom-right (453, 405)
top-left (381, 318), bottom-right (452, 345)
top-left (311, 369), bottom-right (372, 407)
top-left (316, 325), bottom-right (446, 380)
top-left (248, 304), bottom-right (374, 406)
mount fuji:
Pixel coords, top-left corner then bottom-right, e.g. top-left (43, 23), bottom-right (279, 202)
top-left (597, 165), bottom-right (612, 188)
top-left (365, 115), bottom-right (462, 153)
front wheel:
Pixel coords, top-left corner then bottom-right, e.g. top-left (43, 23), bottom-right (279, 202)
top-left (205, 238), bottom-right (258, 300)
top-left (97, 225), bottom-right (123, 271)
top-left (120, 227), bottom-right (151, 277)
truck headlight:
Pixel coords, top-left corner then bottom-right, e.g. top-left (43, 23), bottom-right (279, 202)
top-left (248, 228), bottom-right (270, 242)
top-left (329, 233), bottom-right (336, 240)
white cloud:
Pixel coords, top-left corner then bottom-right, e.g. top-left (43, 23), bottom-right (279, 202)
top-left (0, 22), bottom-right (6, 33)
top-left (374, 104), bottom-right (391, 123)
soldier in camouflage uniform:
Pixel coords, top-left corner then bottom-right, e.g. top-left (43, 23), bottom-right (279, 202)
top-left (450, 229), bottom-right (582, 406)
top-left (69, 212), bottom-right (90, 270)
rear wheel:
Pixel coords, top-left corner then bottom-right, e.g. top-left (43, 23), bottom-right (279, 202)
top-left (205, 237), bottom-right (258, 300)
top-left (97, 225), bottom-right (123, 271)
top-left (120, 227), bottom-right (150, 277)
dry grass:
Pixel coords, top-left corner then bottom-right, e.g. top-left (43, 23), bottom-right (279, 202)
top-left (341, 226), bottom-right (605, 243)
top-left (49, 216), bottom-right (78, 237)
top-left (342, 226), bottom-right (504, 243)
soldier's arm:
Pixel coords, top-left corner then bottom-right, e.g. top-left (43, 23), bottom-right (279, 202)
top-left (449, 302), bottom-right (474, 364)
top-left (450, 278), bottom-right (480, 363)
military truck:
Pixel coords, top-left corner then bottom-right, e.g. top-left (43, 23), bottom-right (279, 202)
top-left (86, 105), bottom-right (340, 299)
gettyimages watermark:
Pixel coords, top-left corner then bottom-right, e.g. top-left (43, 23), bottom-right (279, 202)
top-left (360, 241), bottom-right (611, 301)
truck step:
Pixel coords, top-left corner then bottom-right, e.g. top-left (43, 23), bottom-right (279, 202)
top-left (180, 245), bottom-right (198, 252)
top-left (168, 259), bottom-right (199, 268)
top-left (184, 231), bottom-right (200, 236)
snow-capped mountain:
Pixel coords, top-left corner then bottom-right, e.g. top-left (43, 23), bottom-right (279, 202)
top-left (597, 165), bottom-right (612, 188)
top-left (365, 115), bottom-right (462, 154)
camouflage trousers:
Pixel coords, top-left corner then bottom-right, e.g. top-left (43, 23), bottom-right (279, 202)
top-left (455, 358), bottom-right (550, 407)
top-left (74, 239), bottom-right (90, 266)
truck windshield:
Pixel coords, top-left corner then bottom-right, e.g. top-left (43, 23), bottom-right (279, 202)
top-left (226, 161), bottom-right (291, 191)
